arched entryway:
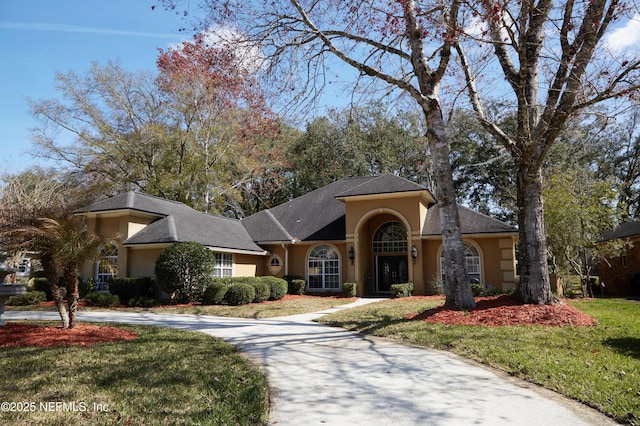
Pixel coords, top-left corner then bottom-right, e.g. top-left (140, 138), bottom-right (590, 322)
top-left (373, 222), bottom-right (409, 293)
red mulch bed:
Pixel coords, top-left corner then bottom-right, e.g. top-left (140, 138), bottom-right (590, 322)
top-left (406, 294), bottom-right (596, 327)
top-left (0, 323), bottom-right (139, 348)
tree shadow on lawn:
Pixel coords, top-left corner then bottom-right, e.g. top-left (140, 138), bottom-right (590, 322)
top-left (603, 337), bottom-right (640, 359)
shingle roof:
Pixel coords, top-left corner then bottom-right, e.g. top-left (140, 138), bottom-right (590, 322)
top-left (335, 174), bottom-right (432, 198)
top-left (79, 192), bottom-right (266, 253)
top-left (422, 204), bottom-right (517, 235)
top-left (242, 177), bottom-right (372, 242)
top-left (600, 221), bottom-right (640, 241)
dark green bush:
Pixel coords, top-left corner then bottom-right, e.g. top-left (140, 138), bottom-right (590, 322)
top-left (108, 277), bottom-right (155, 303)
top-left (342, 282), bottom-right (358, 297)
top-left (78, 278), bottom-right (96, 298)
top-left (85, 292), bottom-right (120, 307)
top-left (202, 282), bottom-right (230, 305)
top-left (223, 283), bottom-right (256, 306)
top-left (6, 291), bottom-right (46, 306)
top-left (390, 283), bottom-right (414, 298)
top-left (284, 275), bottom-right (305, 294)
top-left (32, 277), bottom-right (52, 301)
top-left (155, 242), bottom-right (216, 303)
top-left (470, 283), bottom-right (485, 297)
top-left (289, 279), bottom-right (306, 295)
top-left (126, 296), bottom-right (160, 308)
top-left (260, 276), bottom-right (287, 300)
top-left (250, 281), bottom-right (271, 303)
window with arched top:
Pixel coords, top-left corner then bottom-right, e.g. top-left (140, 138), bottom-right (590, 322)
top-left (373, 222), bottom-right (408, 253)
top-left (95, 244), bottom-right (118, 289)
top-left (440, 241), bottom-right (482, 284)
top-left (307, 245), bottom-right (340, 290)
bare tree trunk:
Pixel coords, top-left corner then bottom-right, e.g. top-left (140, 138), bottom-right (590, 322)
top-left (64, 266), bottom-right (80, 329)
top-left (42, 255), bottom-right (69, 328)
top-left (426, 112), bottom-right (476, 310)
top-left (516, 165), bottom-right (554, 304)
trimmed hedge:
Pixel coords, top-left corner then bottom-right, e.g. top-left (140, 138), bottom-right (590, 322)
top-left (342, 282), bottom-right (357, 297)
top-left (6, 291), bottom-right (46, 306)
top-left (284, 275), bottom-right (305, 294)
top-left (260, 276), bottom-right (287, 300)
top-left (32, 277), bottom-right (53, 301)
top-left (390, 283), bottom-right (414, 298)
top-left (289, 279), bottom-right (306, 295)
top-left (250, 280), bottom-right (271, 303)
top-left (108, 277), bottom-right (155, 303)
top-left (202, 281), bottom-right (230, 305)
top-left (85, 292), bottom-right (120, 307)
top-left (224, 283), bottom-right (256, 306)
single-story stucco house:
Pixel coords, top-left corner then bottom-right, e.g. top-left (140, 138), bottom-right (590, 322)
top-left (77, 174), bottom-right (519, 296)
top-left (598, 221), bottom-right (640, 298)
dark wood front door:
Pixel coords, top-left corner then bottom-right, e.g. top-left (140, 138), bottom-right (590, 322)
top-left (376, 255), bottom-right (408, 293)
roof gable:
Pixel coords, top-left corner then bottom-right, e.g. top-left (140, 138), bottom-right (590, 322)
top-left (336, 174), bottom-right (432, 198)
top-left (80, 192), bottom-right (266, 254)
top-left (422, 204), bottom-right (517, 235)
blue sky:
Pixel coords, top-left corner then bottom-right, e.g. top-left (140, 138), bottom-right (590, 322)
top-left (0, 0), bottom-right (188, 175)
top-left (1, 2), bottom-right (639, 177)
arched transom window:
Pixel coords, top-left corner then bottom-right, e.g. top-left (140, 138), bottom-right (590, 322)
top-left (440, 241), bottom-right (481, 283)
top-left (307, 245), bottom-right (340, 290)
top-left (373, 222), bottom-right (408, 253)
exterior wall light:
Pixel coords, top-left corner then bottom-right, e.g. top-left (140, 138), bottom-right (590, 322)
top-left (411, 244), bottom-right (418, 264)
top-left (349, 246), bottom-right (355, 265)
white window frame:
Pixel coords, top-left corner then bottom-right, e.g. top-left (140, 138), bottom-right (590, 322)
top-left (213, 252), bottom-right (233, 277)
top-left (440, 241), bottom-right (482, 284)
top-left (268, 254), bottom-right (283, 274)
top-left (307, 244), bottom-right (341, 290)
top-left (95, 245), bottom-right (118, 290)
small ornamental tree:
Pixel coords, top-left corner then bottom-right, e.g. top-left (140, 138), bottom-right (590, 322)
top-left (155, 242), bottom-right (216, 303)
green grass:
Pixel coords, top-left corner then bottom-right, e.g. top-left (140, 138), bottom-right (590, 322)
top-left (0, 323), bottom-right (268, 425)
top-left (7, 296), bottom-right (354, 319)
top-left (317, 297), bottom-right (640, 425)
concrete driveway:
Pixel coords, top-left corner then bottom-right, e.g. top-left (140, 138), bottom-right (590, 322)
top-left (6, 300), bottom-right (615, 425)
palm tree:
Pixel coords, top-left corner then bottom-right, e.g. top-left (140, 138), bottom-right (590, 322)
top-left (0, 172), bottom-right (115, 328)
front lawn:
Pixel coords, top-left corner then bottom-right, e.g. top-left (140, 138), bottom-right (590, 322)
top-left (0, 324), bottom-right (268, 425)
top-left (317, 298), bottom-right (640, 425)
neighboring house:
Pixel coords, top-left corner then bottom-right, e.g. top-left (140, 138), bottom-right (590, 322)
top-left (77, 174), bottom-right (519, 296)
top-left (598, 221), bottom-right (640, 297)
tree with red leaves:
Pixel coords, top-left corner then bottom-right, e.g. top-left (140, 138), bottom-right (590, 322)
top-left (157, 34), bottom-right (287, 214)
top-left (156, 0), bottom-right (477, 309)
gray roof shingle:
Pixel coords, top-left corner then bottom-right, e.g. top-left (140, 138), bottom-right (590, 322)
top-left (422, 204), bottom-right (517, 235)
top-left (79, 192), bottom-right (266, 253)
top-left (600, 221), bottom-right (640, 241)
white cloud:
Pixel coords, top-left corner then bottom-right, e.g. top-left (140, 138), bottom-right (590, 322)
top-left (604, 13), bottom-right (640, 52)
top-left (0, 21), bottom-right (177, 39)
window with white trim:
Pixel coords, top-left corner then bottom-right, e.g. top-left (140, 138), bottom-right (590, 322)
top-left (96, 245), bottom-right (118, 286)
top-left (268, 254), bottom-right (282, 274)
top-left (213, 252), bottom-right (233, 277)
top-left (307, 245), bottom-right (340, 290)
top-left (373, 222), bottom-right (408, 253)
top-left (440, 241), bottom-right (481, 283)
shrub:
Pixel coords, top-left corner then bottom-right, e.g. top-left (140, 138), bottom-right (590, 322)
top-left (223, 283), bottom-right (256, 306)
top-left (32, 277), bottom-right (53, 301)
top-left (6, 291), bottom-right (46, 306)
top-left (85, 292), bottom-right (120, 307)
top-left (289, 279), bottom-right (306, 295)
top-left (155, 242), bottom-right (216, 303)
top-left (78, 278), bottom-right (96, 298)
top-left (427, 275), bottom-right (444, 295)
top-left (470, 283), bottom-right (485, 297)
top-left (250, 280), bottom-right (271, 303)
top-left (260, 276), bottom-right (287, 300)
top-left (342, 282), bottom-right (357, 297)
top-left (284, 275), bottom-right (305, 294)
top-left (108, 277), bottom-right (155, 304)
top-left (202, 282), bottom-right (230, 305)
top-left (390, 283), bottom-right (414, 298)
top-left (126, 296), bottom-right (160, 308)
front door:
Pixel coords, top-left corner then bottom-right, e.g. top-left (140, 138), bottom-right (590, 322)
top-left (375, 255), bottom-right (408, 293)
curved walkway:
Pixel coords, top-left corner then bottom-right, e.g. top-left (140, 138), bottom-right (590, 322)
top-left (6, 300), bottom-right (615, 426)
